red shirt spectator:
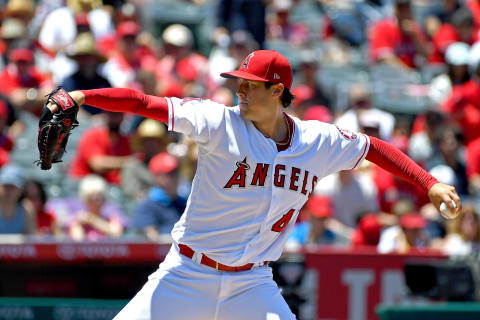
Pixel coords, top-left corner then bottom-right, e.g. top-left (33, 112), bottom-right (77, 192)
top-left (369, 18), bottom-right (426, 68)
top-left (441, 79), bottom-right (480, 145)
top-left (467, 136), bottom-right (480, 179)
top-left (70, 126), bottom-right (132, 185)
top-left (429, 7), bottom-right (478, 63)
top-left (0, 100), bottom-right (12, 168)
top-left (0, 49), bottom-right (52, 95)
top-left (372, 164), bottom-right (429, 213)
top-left (351, 213), bottom-right (381, 248)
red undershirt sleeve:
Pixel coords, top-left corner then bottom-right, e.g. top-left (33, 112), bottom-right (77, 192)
top-left (365, 136), bottom-right (438, 192)
top-left (80, 88), bottom-right (169, 124)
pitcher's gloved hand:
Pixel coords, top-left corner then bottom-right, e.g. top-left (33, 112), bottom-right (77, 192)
top-left (36, 87), bottom-right (79, 170)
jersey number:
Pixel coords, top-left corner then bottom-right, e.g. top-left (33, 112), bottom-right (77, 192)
top-left (271, 209), bottom-right (295, 232)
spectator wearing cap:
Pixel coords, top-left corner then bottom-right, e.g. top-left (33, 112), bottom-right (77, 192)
top-left (155, 24), bottom-right (211, 98)
top-left (0, 164), bottom-right (35, 234)
top-left (133, 152), bottom-right (187, 242)
top-left (266, 0), bottom-right (309, 46)
top-left (70, 111), bottom-right (133, 185)
top-left (351, 213), bottom-right (382, 248)
top-left (0, 40), bottom-right (54, 116)
top-left (38, 0), bottom-right (114, 83)
top-left (69, 174), bottom-right (125, 241)
top-left (368, 0), bottom-right (429, 69)
top-left (4, 0), bottom-right (35, 29)
top-left (102, 21), bottom-right (157, 90)
top-left (429, 42), bottom-right (471, 106)
top-left (286, 195), bottom-right (349, 250)
top-left (441, 41), bottom-right (480, 145)
top-left (61, 32), bottom-right (111, 115)
top-left (0, 100), bottom-right (13, 168)
top-left (39, 0), bottom-right (113, 53)
top-left (122, 119), bottom-right (168, 200)
top-left (0, 18), bottom-right (27, 68)
top-left (377, 212), bottom-right (429, 253)
top-left (335, 83), bottom-right (395, 142)
top-left (429, 7), bottom-right (477, 64)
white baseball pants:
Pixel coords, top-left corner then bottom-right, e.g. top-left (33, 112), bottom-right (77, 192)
top-left (113, 244), bottom-right (296, 320)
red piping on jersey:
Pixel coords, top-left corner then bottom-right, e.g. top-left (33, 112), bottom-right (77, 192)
top-left (168, 98), bottom-right (175, 131)
top-left (365, 136), bottom-right (438, 192)
top-left (81, 88), bottom-right (169, 124)
top-left (277, 112), bottom-right (294, 152)
top-left (353, 134), bottom-right (369, 169)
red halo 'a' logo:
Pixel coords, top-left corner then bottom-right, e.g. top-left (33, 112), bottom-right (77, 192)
top-left (336, 126), bottom-right (357, 140)
top-left (241, 53), bottom-right (254, 69)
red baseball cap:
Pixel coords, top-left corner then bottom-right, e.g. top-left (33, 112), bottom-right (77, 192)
top-left (116, 21), bottom-right (140, 38)
top-left (306, 195), bottom-right (333, 218)
top-left (9, 48), bottom-right (33, 62)
top-left (303, 105), bottom-right (332, 123)
top-left (148, 152), bottom-right (179, 175)
top-left (220, 50), bottom-right (293, 89)
top-left (400, 213), bottom-right (426, 229)
top-left (291, 85), bottom-right (314, 106)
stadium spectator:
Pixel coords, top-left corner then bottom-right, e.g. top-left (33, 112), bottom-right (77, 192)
top-left (38, 0), bottom-right (114, 83)
top-left (23, 179), bottom-right (61, 236)
top-left (38, 0), bottom-right (113, 52)
top-left (441, 43), bottom-right (480, 145)
top-left (426, 126), bottom-right (469, 196)
top-left (441, 203), bottom-right (480, 255)
top-left (429, 7), bottom-right (477, 64)
top-left (335, 83), bottom-right (395, 142)
top-left (466, 136), bottom-right (480, 195)
top-left (122, 118), bottom-right (168, 200)
top-left (0, 164), bottom-right (35, 235)
top-left (61, 32), bottom-right (111, 115)
top-left (155, 24), bottom-right (210, 98)
top-left (266, 0), bottom-right (309, 46)
top-left (409, 110), bottom-right (446, 166)
top-left (377, 212), bottom-right (429, 253)
top-left (315, 169), bottom-right (379, 229)
top-left (70, 111), bottom-right (133, 185)
top-left (0, 40), bottom-right (54, 116)
top-left (428, 42), bottom-right (471, 106)
top-left (286, 195), bottom-right (349, 250)
top-left (294, 49), bottom-right (332, 110)
top-left (351, 213), bottom-right (382, 248)
top-left (133, 152), bottom-right (187, 242)
top-left (68, 174), bottom-right (124, 241)
top-left (215, 0), bottom-right (267, 49)
top-left (368, 0), bottom-right (429, 69)
top-left (0, 18), bottom-right (27, 68)
top-left (0, 101), bottom-right (13, 168)
top-left (4, 0), bottom-right (35, 30)
top-left (102, 21), bottom-right (154, 89)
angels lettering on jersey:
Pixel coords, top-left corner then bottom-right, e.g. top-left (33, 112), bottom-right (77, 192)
top-left (224, 157), bottom-right (318, 197)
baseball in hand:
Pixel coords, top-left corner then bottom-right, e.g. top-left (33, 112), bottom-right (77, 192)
top-left (440, 200), bottom-right (457, 219)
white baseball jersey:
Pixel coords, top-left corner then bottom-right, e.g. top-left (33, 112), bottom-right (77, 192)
top-left (166, 97), bottom-right (370, 266)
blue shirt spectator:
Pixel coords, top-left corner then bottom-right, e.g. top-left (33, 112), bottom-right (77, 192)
top-left (133, 152), bottom-right (186, 241)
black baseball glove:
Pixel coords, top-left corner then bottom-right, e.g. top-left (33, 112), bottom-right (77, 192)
top-left (35, 87), bottom-right (79, 170)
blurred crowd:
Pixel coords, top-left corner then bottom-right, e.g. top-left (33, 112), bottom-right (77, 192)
top-left (0, 0), bottom-right (479, 257)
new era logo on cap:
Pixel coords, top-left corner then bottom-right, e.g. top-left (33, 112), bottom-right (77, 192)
top-left (220, 50), bottom-right (293, 89)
